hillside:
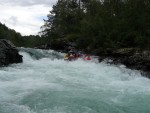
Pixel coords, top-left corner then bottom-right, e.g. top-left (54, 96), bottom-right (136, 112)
top-left (0, 22), bottom-right (46, 47)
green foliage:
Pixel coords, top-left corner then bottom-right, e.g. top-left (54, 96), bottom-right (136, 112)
top-left (0, 23), bottom-right (48, 47)
top-left (0, 23), bottom-right (24, 46)
top-left (41, 0), bottom-right (150, 50)
top-left (41, 0), bottom-right (82, 38)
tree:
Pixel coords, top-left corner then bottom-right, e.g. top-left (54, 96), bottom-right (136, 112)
top-left (41, 0), bottom-right (81, 39)
top-left (40, 0), bottom-right (150, 50)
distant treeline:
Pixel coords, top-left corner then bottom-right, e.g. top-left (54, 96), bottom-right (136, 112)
top-left (40, 0), bottom-right (150, 51)
top-left (0, 22), bottom-right (47, 47)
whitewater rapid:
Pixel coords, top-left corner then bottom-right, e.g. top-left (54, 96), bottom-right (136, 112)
top-left (0, 48), bottom-right (150, 113)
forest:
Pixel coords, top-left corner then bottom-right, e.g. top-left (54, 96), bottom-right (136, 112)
top-left (1, 0), bottom-right (150, 52)
top-left (0, 22), bottom-right (47, 47)
top-left (41, 0), bottom-right (150, 51)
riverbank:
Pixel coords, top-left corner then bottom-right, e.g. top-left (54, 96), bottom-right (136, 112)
top-left (95, 48), bottom-right (150, 77)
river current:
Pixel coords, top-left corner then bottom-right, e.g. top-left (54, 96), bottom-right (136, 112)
top-left (0, 48), bottom-right (150, 113)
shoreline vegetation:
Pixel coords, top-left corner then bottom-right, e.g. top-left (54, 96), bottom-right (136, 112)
top-left (0, 0), bottom-right (150, 77)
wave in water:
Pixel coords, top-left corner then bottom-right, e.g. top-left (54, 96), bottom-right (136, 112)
top-left (0, 48), bottom-right (150, 113)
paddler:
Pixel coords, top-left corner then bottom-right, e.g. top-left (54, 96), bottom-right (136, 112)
top-left (85, 54), bottom-right (91, 61)
top-left (64, 53), bottom-right (70, 60)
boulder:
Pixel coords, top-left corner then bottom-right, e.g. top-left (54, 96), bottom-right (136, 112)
top-left (0, 39), bottom-right (22, 66)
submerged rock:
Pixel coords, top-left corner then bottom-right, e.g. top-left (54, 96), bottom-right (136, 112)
top-left (0, 39), bottom-right (22, 66)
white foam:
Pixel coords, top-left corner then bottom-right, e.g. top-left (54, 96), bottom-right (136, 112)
top-left (0, 48), bottom-right (150, 113)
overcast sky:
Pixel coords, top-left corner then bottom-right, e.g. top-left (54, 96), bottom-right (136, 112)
top-left (0, 0), bottom-right (57, 36)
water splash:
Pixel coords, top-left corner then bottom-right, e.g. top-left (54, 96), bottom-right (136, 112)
top-left (0, 48), bottom-right (150, 113)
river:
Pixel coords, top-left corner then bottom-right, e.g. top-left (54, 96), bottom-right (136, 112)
top-left (0, 48), bottom-right (150, 113)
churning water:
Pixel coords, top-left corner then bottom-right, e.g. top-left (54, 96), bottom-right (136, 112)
top-left (0, 48), bottom-right (150, 113)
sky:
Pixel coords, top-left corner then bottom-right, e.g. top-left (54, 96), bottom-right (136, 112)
top-left (0, 0), bottom-right (57, 36)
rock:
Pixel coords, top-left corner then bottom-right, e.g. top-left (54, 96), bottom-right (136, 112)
top-left (96, 48), bottom-right (150, 77)
top-left (0, 39), bottom-right (23, 66)
top-left (35, 44), bottom-right (51, 50)
top-left (112, 48), bottom-right (135, 57)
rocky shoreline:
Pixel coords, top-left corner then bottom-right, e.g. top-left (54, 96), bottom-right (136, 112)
top-left (0, 39), bottom-right (23, 67)
top-left (95, 48), bottom-right (150, 77)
